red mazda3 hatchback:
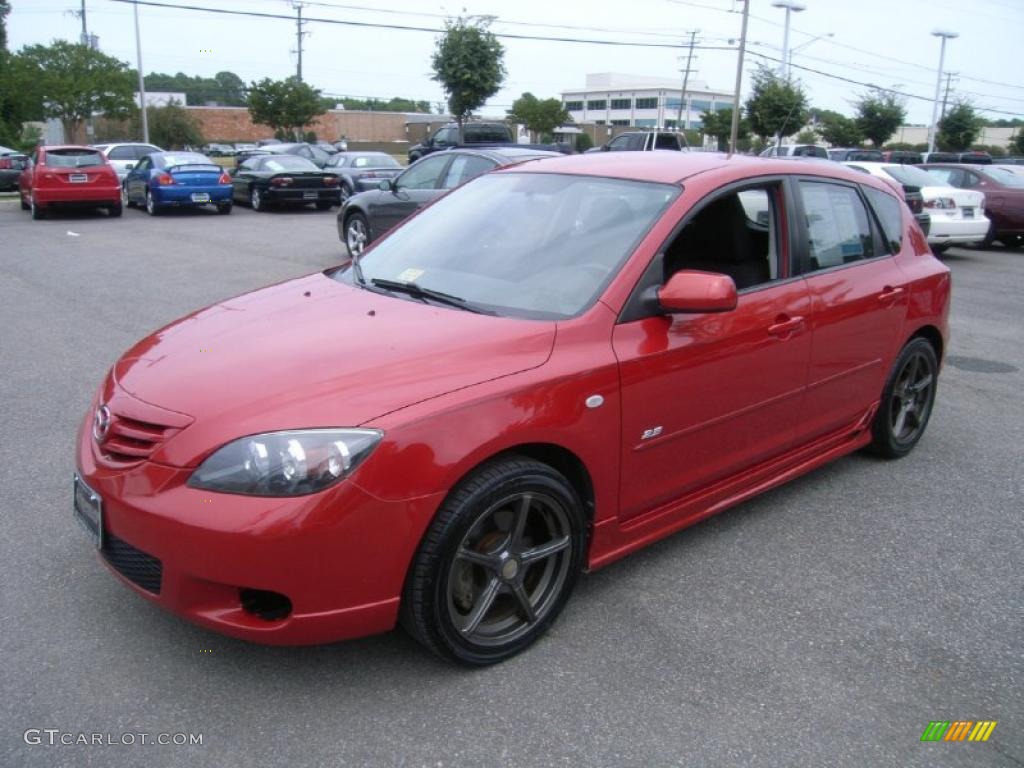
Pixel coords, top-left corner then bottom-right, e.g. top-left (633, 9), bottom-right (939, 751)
top-left (75, 152), bottom-right (950, 664)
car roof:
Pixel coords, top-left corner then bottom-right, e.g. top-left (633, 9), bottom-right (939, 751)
top-left (508, 151), bottom-right (887, 188)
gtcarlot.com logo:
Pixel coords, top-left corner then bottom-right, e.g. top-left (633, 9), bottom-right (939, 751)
top-left (921, 721), bottom-right (997, 743)
top-left (24, 729), bottom-right (203, 746)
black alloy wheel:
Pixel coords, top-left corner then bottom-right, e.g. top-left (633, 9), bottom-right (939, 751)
top-left (401, 457), bottom-right (586, 665)
top-left (869, 337), bottom-right (939, 458)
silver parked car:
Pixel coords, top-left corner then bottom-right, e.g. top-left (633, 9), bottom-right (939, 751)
top-left (92, 142), bottom-right (163, 181)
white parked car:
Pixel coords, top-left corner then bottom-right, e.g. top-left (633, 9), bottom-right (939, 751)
top-left (92, 142), bottom-right (163, 181)
top-left (759, 144), bottom-right (828, 159)
top-left (845, 162), bottom-right (989, 252)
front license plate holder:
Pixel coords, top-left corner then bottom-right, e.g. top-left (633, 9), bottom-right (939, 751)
top-left (73, 473), bottom-right (103, 549)
top-left (191, 192), bottom-right (210, 203)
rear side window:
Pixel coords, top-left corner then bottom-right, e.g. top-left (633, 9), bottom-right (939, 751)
top-left (441, 155), bottom-right (495, 189)
top-left (798, 181), bottom-right (875, 271)
top-left (863, 186), bottom-right (904, 253)
top-left (654, 133), bottom-right (680, 150)
top-left (793, 145), bottom-right (828, 158)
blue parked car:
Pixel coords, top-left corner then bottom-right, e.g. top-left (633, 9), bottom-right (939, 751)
top-left (122, 151), bottom-right (233, 215)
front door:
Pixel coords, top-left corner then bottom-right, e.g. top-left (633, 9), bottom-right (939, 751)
top-left (613, 182), bottom-right (812, 522)
top-left (369, 154), bottom-right (450, 238)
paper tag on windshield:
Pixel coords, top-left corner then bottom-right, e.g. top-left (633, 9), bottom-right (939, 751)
top-left (397, 268), bottom-right (425, 282)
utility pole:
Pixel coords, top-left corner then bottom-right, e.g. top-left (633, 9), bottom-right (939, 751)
top-left (729, 0), bottom-right (750, 155)
top-left (940, 71), bottom-right (956, 120)
top-left (80, 0), bottom-right (88, 45)
top-left (292, 2), bottom-right (306, 82)
top-left (676, 30), bottom-right (699, 131)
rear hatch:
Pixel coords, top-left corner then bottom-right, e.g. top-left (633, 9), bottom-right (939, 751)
top-left (42, 149), bottom-right (112, 186)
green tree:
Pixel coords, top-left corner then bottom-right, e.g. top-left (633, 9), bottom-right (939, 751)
top-left (815, 109), bottom-right (863, 147)
top-left (1011, 130), bottom-right (1024, 155)
top-left (574, 132), bottom-right (593, 153)
top-left (937, 102), bottom-right (984, 151)
top-left (247, 76), bottom-right (325, 141)
top-left (431, 16), bottom-right (506, 142)
top-left (700, 107), bottom-right (749, 148)
top-left (135, 100), bottom-right (204, 149)
top-left (507, 93), bottom-right (569, 141)
top-left (0, 0), bottom-right (9, 50)
top-left (13, 41), bottom-right (135, 142)
top-left (854, 88), bottom-right (906, 147)
top-left (743, 65), bottom-right (809, 142)
top-left (795, 129), bottom-right (818, 144)
top-left (144, 70), bottom-right (248, 106)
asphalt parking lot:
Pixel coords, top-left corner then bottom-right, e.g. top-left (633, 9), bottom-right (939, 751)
top-left (1, 200), bottom-right (1021, 768)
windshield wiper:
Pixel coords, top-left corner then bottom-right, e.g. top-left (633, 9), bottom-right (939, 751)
top-left (369, 278), bottom-right (495, 315)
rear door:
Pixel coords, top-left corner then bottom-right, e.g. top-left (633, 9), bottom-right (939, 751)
top-left (791, 178), bottom-right (909, 442)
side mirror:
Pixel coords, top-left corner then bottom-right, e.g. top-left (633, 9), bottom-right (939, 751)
top-left (657, 270), bottom-right (737, 313)
top-left (379, 179), bottom-right (394, 192)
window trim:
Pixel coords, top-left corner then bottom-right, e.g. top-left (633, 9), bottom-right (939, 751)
top-left (618, 174), bottom-right (799, 324)
top-left (787, 176), bottom-right (891, 278)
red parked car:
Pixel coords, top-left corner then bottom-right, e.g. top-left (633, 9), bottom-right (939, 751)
top-left (19, 144), bottom-right (121, 219)
top-left (75, 153), bottom-right (950, 664)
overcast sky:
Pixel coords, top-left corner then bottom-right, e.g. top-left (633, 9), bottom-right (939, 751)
top-left (8, 0), bottom-right (1024, 125)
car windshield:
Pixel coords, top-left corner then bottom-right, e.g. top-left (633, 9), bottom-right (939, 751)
top-left (983, 168), bottom-right (1024, 187)
top-left (46, 149), bottom-right (105, 168)
top-left (334, 172), bottom-right (679, 320)
top-left (263, 156), bottom-right (319, 172)
top-left (883, 165), bottom-right (947, 188)
top-left (352, 154), bottom-right (399, 168)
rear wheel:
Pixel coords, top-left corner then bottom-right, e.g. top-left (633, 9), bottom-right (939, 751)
top-left (344, 212), bottom-right (370, 257)
top-left (217, 201), bottom-right (232, 215)
top-left (108, 203), bottom-right (122, 218)
top-left (30, 197), bottom-right (44, 219)
top-left (250, 186), bottom-right (265, 212)
top-left (980, 221), bottom-right (996, 248)
top-left (145, 188), bottom-right (160, 216)
top-left (315, 200), bottom-right (333, 211)
top-left (401, 457), bottom-right (586, 665)
top-left (20, 193), bottom-right (29, 211)
top-left (931, 243), bottom-right (951, 254)
top-left (868, 337), bottom-right (939, 459)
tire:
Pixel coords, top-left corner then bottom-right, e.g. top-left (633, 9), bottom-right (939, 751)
top-left (401, 456), bottom-right (586, 666)
top-left (20, 193), bottom-right (29, 211)
top-left (250, 185), bottom-right (265, 212)
top-left (217, 202), bottom-right (233, 215)
top-left (980, 220), bottom-right (996, 248)
top-left (145, 188), bottom-right (160, 216)
top-left (868, 337), bottom-right (939, 459)
top-left (344, 212), bottom-right (370, 257)
top-left (30, 197), bottom-right (44, 220)
top-left (315, 200), bottom-right (333, 211)
top-left (122, 183), bottom-right (133, 208)
top-left (340, 182), bottom-right (354, 202)
top-left (1006, 234), bottom-right (1024, 249)
top-left (108, 203), bottom-right (122, 218)
top-left (931, 243), bottom-right (950, 254)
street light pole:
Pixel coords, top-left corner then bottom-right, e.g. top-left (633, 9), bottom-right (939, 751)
top-left (772, 0), bottom-right (806, 80)
top-left (928, 29), bottom-right (958, 154)
top-left (133, 0), bottom-right (149, 144)
top-left (729, 0), bottom-right (750, 155)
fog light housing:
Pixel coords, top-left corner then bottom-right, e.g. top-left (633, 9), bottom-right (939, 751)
top-left (240, 588), bottom-right (293, 621)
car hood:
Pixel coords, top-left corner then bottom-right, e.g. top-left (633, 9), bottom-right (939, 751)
top-left (112, 272), bottom-right (556, 467)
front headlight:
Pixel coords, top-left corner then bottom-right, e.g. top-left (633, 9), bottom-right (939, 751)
top-left (188, 429), bottom-right (382, 496)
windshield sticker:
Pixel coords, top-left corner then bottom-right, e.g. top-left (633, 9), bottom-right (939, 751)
top-left (397, 268), bottom-right (425, 282)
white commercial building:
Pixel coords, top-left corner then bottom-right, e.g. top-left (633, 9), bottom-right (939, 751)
top-left (561, 73), bottom-right (733, 130)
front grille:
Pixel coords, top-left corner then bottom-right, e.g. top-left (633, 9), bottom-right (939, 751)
top-left (98, 413), bottom-right (177, 466)
top-left (103, 532), bottom-right (163, 594)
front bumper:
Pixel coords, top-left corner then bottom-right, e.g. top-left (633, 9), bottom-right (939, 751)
top-left (75, 408), bottom-right (443, 645)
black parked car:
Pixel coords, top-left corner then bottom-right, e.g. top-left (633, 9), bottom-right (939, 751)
top-left (269, 142), bottom-right (334, 168)
top-left (230, 154), bottom-right (342, 211)
top-left (324, 152), bottom-right (403, 200)
top-left (827, 148), bottom-right (884, 162)
top-left (338, 147), bottom-right (559, 256)
top-left (0, 152), bottom-right (29, 191)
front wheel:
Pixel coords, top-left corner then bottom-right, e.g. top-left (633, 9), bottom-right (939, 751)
top-left (344, 212), bottom-right (370, 257)
top-left (401, 457), bottom-right (586, 665)
top-left (30, 197), bottom-right (44, 219)
top-left (868, 337), bottom-right (939, 459)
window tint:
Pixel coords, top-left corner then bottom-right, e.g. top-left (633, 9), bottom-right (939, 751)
top-left (663, 185), bottom-right (782, 290)
top-left (135, 145), bottom-right (159, 159)
top-left (441, 155), bottom-right (496, 189)
top-left (864, 186), bottom-right (903, 253)
top-left (397, 155), bottom-right (449, 189)
top-left (798, 181), bottom-right (874, 271)
top-left (239, 158), bottom-right (260, 171)
top-left (433, 127), bottom-right (457, 145)
top-left (45, 149), bottom-right (105, 168)
top-left (108, 146), bottom-right (135, 160)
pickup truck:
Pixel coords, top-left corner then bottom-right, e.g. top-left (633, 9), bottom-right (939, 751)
top-left (408, 122), bottom-right (569, 162)
top-left (586, 131), bottom-right (687, 153)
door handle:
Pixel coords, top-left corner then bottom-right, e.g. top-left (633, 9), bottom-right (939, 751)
top-left (768, 315), bottom-right (805, 337)
top-left (878, 286), bottom-right (905, 303)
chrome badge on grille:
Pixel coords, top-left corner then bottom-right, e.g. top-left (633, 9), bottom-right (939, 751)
top-left (92, 404), bottom-right (112, 442)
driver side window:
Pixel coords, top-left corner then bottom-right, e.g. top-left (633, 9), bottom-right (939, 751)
top-left (397, 155), bottom-right (449, 190)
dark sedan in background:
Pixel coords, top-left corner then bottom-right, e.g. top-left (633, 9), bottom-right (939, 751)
top-left (923, 163), bottom-right (1024, 247)
top-left (338, 147), bottom-right (558, 256)
top-left (231, 154), bottom-right (342, 211)
top-left (0, 152), bottom-right (29, 191)
top-left (268, 142), bottom-right (334, 168)
top-left (324, 152), bottom-right (402, 200)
